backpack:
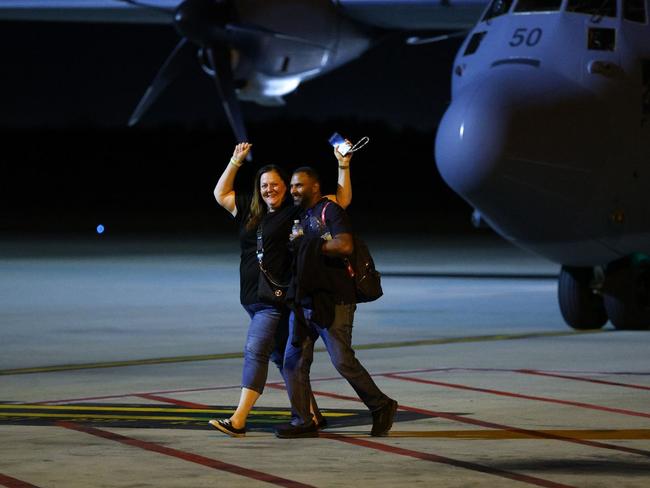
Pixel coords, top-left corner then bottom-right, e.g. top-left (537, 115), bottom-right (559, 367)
top-left (348, 235), bottom-right (383, 303)
top-left (320, 202), bottom-right (383, 303)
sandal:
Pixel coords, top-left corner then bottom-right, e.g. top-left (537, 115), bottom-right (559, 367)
top-left (208, 418), bottom-right (246, 438)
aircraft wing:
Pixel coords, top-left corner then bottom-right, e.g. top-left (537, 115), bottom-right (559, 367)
top-left (0, 1), bottom-right (181, 24)
top-left (0, 1), bottom-right (489, 30)
top-left (334, 0), bottom-right (489, 30)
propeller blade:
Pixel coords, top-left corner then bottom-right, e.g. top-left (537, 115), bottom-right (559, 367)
top-left (204, 43), bottom-right (250, 147)
top-left (129, 38), bottom-right (194, 126)
top-left (225, 22), bottom-right (330, 50)
top-left (406, 31), bottom-right (468, 46)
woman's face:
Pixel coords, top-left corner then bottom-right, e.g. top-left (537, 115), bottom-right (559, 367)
top-left (260, 170), bottom-right (287, 211)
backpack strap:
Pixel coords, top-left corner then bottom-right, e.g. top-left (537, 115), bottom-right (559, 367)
top-left (320, 200), bottom-right (332, 228)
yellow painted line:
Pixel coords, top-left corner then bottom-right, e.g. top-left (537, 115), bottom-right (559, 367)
top-left (0, 404), bottom-right (352, 418)
top-left (0, 412), bottom-right (224, 421)
top-left (387, 429), bottom-right (650, 440)
top-left (0, 330), bottom-right (607, 376)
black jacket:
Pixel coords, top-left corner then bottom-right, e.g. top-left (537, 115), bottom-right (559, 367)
top-left (287, 237), bottom-right (337, 345)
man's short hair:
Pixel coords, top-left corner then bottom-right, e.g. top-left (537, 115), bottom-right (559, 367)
top-left (293, 166), bottom-right (321, 184)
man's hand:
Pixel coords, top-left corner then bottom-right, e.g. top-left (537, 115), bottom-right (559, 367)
top-left (232, 142), bottom-right (252, 166)
top-left (322, 232), bottom-right (353, 257)
top-left (334, 140), bottom-right (352, 167)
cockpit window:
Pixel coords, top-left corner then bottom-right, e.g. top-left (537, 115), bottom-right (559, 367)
top-left (566, 0), bottom-right (617, 18)
top-left (624, 0), bottom-right (647, 22)
top-left (514, 0), bottom-right (562, 12)
top-left (483, 0), bottom-right (514, 21)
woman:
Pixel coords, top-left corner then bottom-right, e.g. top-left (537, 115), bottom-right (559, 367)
top-left (209, 141), bottom-right (352, 437)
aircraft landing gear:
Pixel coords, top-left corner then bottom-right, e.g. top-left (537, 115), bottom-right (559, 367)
top-left (602, 263), bottom-right (650, 330)
top-left (558, 266), bottom-right (607, 330)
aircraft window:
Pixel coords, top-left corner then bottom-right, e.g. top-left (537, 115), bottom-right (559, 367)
top-left (514, 0), bottom-right (562, 12)
top-left (464, 32), bottom-right (487, 56)
top-left (588, 27), bottom-right (616, 50)
top-left (624, 0), bottom-right (647, 22)
top-left (566, 0), bottom-right (617, 18)
top-left (483, 0), bottom-right (514, 21)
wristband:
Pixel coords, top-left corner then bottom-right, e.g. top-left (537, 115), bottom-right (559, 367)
top-left (338, 165), bottom-right (349, 169)
top-left (230, 157), bottom-right (243, 167)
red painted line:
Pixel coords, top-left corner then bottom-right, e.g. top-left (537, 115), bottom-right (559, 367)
top-left (384, 373), bottom-right (650, 419)
top-left (36, 383), bottom-right (242, 405)
top-left (57, 421), bottom-right (314, 488)
top-left (145, 386), bottom-right (573, 487)
top-left (134, 393), bottom-right (210, 409)
top-left (321, 433), bottom-right (576, 488)
top-left (0, 473), bottom-right (41, 488)
top-left (266, 384), bottom-right (650, 458)
top-left (34, 367), bottom-right (650, 406)
top-left (516, 369), bottom-right (650, 391)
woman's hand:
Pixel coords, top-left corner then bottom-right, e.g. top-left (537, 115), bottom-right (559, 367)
top-left (231, 142), bottom-right (252, 166)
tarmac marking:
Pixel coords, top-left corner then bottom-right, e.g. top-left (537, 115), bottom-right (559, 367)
top-left (373, 367), bottom-right (650, 377)
top-left (0, 404), bottom-right (284, 415)
top-left (34, 366), bottom-right (648, 406)
top-left (134, 395), bottom-right (574, 487)
top-left (321, 433), bottom-right (577, 488)
top-left (0, 473), bottom-right (41, 488)
top-left (57, 421), bottom-right (315, 488)
top-left (38, 383), bottom-right (245, 405)
top-left (266, 385), bottom-right (650, 458)
top-left (0, 330), bottom-right (606, 376)
top-left (383, 373), bottom-right (650, 419)
top-left (0, 404), bottom-right (354, 428)
top-left (515, 369), bottom-right (650, 391)
top-left (386, 429), bottom-right (650, 440)
top-left (134, 393), bottom-right (212, 408)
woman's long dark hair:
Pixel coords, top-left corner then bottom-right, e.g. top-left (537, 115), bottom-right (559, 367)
top-left (246, 165), bottom-right (290, 231)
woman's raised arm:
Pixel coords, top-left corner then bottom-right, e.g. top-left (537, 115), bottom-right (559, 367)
top-left (214, 142), bottom-right (252, 217)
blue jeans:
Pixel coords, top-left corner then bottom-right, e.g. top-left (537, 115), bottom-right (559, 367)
top-left (284, 304), bottom-right (390, 425)
top-left (241, 303), bottom-right (289, 394)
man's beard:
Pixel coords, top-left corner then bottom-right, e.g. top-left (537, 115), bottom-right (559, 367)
top-left (293, 192), bottom-right (311, 208)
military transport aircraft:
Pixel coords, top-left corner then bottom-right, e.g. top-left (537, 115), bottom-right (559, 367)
top-left (2, 0), bottom-right (650, 331)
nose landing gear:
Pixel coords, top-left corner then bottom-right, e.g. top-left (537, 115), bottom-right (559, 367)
top-left (558, 261), bottom-right (650, 330)
top-left (558, 266), bottom-right (607, 330)
top-left (602, 262), bottom-right (650, 330)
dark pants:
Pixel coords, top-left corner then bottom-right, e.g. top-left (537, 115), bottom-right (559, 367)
top-left (241, 303), bottom-right (288, 394)
top-left (284, 304), bottom-right (390, 425)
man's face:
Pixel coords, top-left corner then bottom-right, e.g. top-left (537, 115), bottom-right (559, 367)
top-left (290, 172), bottom-right (318, 208)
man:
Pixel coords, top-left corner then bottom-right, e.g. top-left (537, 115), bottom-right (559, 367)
top-left (275, 167), bottom-right (398, 438)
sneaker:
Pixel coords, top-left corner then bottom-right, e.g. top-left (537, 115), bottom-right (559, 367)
top-left (370, 399), bottom-right (398, 437)
top-left (208, 419), bottom-right (246, 438)
top-left (275, 422), bottom-right (319, 439)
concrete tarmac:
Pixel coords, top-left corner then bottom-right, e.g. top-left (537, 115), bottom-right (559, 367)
top-left (1, 235), bottom-right (649, 488)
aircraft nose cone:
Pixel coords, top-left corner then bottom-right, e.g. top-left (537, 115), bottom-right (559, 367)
top-left (435, 69), bottom-right (610, 201)
top-left (435, 82), bottom-right (506, 196)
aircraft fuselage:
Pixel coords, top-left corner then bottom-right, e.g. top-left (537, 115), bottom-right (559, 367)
top-left (436, 1), bottom-right (650, 267)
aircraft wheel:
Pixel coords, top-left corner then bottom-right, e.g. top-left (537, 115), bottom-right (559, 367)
top-left (603, 266), bottom-right (650, 330)
top-left (558, 266), bottom-right (607, 330)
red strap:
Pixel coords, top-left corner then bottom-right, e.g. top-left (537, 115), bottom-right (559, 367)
top-left (321, 201), bottom-right (331, 226)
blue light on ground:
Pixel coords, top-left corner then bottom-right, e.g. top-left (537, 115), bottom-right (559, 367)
top-left (96, 224), bottom-right (105, 234)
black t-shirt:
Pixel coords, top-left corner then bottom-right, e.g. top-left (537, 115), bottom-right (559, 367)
top-left (235, 194), bottom-right (301, 305)
top-left (301, 198), bottom-right (356, 304)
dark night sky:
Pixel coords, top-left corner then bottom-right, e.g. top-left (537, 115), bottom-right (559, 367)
top-left (0, 20), bottom-right (474, 237)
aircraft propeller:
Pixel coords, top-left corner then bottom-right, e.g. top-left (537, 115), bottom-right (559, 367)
top-left (406, 30), bottom-right (468, 45)
top-left (119, 0), bottom-right (321, 146)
